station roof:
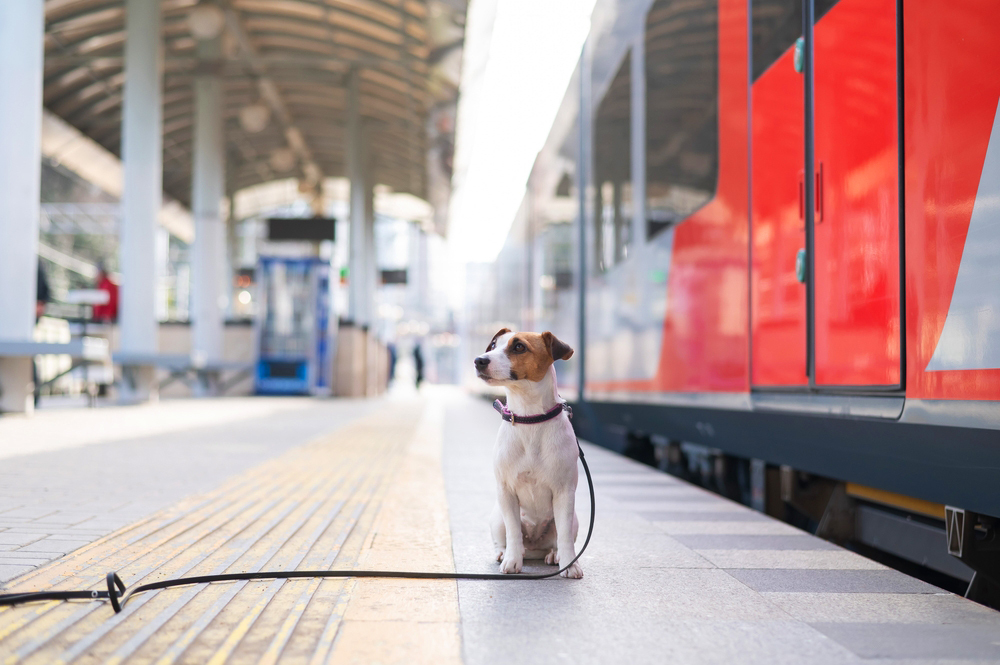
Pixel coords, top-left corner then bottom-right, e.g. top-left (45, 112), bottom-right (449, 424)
top-left (42, 0), bottom-right (465, 224)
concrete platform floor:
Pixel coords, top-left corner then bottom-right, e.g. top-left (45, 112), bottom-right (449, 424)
top-left (0, 388), bottom-right (998, 664)
top-left (0, 396), bottom-right (380, 583)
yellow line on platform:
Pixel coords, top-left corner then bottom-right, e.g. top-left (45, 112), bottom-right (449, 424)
top-left (0, 399), bottom-right (464, 665)
top-left (325, 399), bottom-right (461, 665)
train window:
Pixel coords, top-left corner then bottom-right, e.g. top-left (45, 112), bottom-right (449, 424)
top-left (644, 0), bottom-right (719, 238)
top-left (752, 0), bottom-right (818, 81)
top-left (752, 1), bottom-right (839, 80)
top-left (815, 0), bottom-right (839, 22)
top-left (555, 172), bottom-right (572, 198)
top-left (752, 0), bottom-right (801, 81)
top-left (594, 51), bottom-right (632, 272)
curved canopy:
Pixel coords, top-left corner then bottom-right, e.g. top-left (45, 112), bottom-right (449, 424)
top-left (42, 0), bottom-right (465, 217)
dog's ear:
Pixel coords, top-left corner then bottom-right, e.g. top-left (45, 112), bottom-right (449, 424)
top-left (542, 332), bottom-right (574, 361)
top-left (486, 328), bottom-right (511, 352)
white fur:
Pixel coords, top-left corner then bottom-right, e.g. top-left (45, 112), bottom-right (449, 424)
top-left (477, 333), bottom-right (583, 579)
top-left (476, 332), bottom-right (514, 384)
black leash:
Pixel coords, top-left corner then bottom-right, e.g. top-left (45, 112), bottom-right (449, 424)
top-left (0, 435), bottom-right (595, 615)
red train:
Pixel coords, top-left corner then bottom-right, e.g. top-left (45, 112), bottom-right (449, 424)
top-left (473, 0), bottom-right (1000, 597)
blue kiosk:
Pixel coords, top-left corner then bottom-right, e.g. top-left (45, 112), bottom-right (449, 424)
top-left (254, 218), bottom-right (336, 395)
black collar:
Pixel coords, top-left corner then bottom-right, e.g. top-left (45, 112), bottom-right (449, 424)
top-left (493, 399), bottom-right (572, 425)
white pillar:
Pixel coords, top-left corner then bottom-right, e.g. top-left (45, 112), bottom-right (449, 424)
top-left (363, 159), bottom-right (376, 329)
top-left (363, 174), bottom-right (378, 394)
top-left (0, 0), bottom-right (44, 413)
top-left (190, 38), bottom-right (226, 379)
top-left (347, 68), bottom-right (368, 327)
top-left (412, 224), bottom-right (429, 320)
top-left (576, 43), bottom-right (593, 402)
top-left (119, 0), bottom-right (162, 400)
top-left (630, 33), bottom-right (646, 250)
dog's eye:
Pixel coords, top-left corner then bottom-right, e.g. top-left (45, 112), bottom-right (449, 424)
top-left (513, 342), bottom-right (526, 353)
top-left (487, 341), bottom-right (495, 351)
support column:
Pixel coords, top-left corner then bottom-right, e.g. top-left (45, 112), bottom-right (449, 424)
top-left (630, 31), bottom-right (646, 252)
top-left (362, 159), bottom-right (379, 395)
top-left (363, 154), bottom-right (377, 329)
top-left (119, 0), bottom-right (163, 401)
top-left (190, 37), bottom-right (226, 393)
top-left (576, 44), bottom-right (592, 402)
top-left (0, 0), bottom-right (44, 414)
top-left (347, 68), bottom-right (368, 328)
top-left (415, 224), bottom-right (429, 320)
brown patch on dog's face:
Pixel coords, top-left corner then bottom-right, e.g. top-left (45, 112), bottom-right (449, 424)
top-left (504, 331), bottom-right (575, 382)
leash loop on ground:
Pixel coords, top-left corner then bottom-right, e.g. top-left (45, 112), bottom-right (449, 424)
top-left (106, 572), bottom-right (125, 613)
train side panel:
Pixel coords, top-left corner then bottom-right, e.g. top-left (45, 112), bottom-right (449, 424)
top-left (904, 0), bottom-right (1000, 401)
top-left (587, 0), bottom-right (1000, 407)
top-left (586, 0), bottom-right (749, 396)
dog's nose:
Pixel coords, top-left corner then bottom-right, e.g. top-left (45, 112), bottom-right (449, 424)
top-left (474, 356), bottom-right (490, 369)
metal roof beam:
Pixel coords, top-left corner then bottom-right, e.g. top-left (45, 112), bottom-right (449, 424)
top-left (220, 2), bottom-right (324, 194)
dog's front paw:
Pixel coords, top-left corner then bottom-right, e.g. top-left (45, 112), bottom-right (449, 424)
top-left (559, 562), bottom-right (583, 579)
top-left (499, 554), bottom-right (523, 574)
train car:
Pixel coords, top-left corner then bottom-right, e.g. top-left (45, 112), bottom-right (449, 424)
top-left (474, 0), bottom-right (1000, 600)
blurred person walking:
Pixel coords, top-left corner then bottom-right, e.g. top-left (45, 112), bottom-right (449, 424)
top-left (35, 263), bottom-right (49, 321)
top-left (33, 263), bottom-right (50, 406)
top-left (90, 264), bottom-right (118, 398)
top-left (387, 342), bottom-right (397, 383)
top-left (91, 264), bottom-right (118, 323)
top-left (413, 342), bottom-right (424, 389)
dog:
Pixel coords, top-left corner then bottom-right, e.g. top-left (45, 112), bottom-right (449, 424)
top-left (474, 328), bottom-right (583, 579)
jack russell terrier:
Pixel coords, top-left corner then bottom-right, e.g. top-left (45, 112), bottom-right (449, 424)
top-left (474, 328), bottom-right (583, 579)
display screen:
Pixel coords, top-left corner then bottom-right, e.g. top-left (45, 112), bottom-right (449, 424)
top-left (267, 217), bottom-right (336, 241)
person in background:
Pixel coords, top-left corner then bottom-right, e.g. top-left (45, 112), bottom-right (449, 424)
top-left (33, 263), bottom-right (51, 406)
top-left (387, 342), bottom-right (397, 383)
top-left (413, 342), bottom-right (424, 389)
top-left (91, 263), bottom-right (119, 323)
top-left (36, 263), bottom-right (49, 321)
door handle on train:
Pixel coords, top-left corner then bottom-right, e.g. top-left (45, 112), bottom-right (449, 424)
top-left (815, 162), bottom-right (824, 223)
top-left (798, 171), bottom-right (805, 221)
top-left (795, 248), bottom-right (807, 284)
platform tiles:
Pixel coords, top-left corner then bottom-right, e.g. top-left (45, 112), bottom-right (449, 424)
top-left (0, 397), bottom-right (381, 585)
top-left (0, 401), bottom-right (461, 665)
top-left (1, 391), bottom-right (999, 664)
top-left (441, 397), bottom-right (1000, 665)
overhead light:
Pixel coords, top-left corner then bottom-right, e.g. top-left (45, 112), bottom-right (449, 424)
top-left (269, 148), bottom-right (296, 172)
top-left (302, 161), bottom-right (322, 185)
top-left (238, 103), bottom-right (270, 133)
top-left (188, 3), bottom-right (226, 40)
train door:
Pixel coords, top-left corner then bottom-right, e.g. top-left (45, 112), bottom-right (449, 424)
top-left (812, 0), bottom-right (901, 387)
top-left (750, 0), bottom-right (808, 386)
top-left (751, 0), bottom-right (901, 389)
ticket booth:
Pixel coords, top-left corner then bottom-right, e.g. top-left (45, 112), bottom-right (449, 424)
top-left (254, 256), bottom-right (334, 395)
top-left (254, 217), bottom-right (337, 395)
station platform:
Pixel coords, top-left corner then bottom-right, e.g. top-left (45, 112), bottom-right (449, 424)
top-left (1, 389), bottom-right (999, 664)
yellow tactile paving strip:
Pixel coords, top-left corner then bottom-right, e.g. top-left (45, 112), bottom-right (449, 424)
top-left (0, 400), bottom-right (461, 665)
